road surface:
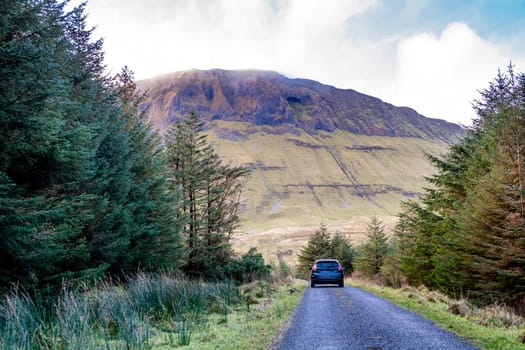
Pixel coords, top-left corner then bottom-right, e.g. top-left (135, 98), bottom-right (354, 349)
top-left (271, 285), bottom-right (479, 350)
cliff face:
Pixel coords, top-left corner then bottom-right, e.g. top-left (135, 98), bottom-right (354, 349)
top-left (139, 69), bottom-right (464, 141)
top-left (138, 69), bottom-right (463, 242)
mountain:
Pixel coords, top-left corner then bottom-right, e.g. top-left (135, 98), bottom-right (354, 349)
top-left (140, 69), bottom-right (462, 140)
top-left (138, 69), bottom-right (464, 261)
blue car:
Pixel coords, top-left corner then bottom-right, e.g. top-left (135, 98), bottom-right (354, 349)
top-left (310, 259), bottom-right (345, 288)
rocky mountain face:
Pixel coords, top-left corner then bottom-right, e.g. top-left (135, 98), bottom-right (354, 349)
top-left (138, 69), bottom-right (465, 259)
top-left (139, 69), bottom-right (463, 141)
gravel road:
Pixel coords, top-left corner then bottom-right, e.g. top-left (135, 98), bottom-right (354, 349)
top-left (271, 285), bottom-right (479, 350)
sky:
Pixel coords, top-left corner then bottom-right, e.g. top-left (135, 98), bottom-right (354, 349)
top-left (72, 0), bottom-right (525, 126)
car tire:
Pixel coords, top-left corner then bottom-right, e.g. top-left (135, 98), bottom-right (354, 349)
top-left (310, 280), bottom-right (315, 288)
top-left (339, 281), bottom-right (344, 288)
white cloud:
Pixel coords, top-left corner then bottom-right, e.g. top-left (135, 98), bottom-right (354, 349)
top-left (76, 0), bottom-right (524, 126)
top-left (85, 0), bottom-right (383, 80)
top-left (387, 22), bottom-right (518, 126)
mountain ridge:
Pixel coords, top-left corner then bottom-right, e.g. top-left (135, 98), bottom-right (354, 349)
top-left (138, 69), bottom-right (464, 141)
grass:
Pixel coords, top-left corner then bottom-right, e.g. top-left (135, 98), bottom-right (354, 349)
top-left (0, 274), bottom-right (305, 350)
top-left (350, 280), bottom-right (525, 350)
top-left (0, 274), bottom-right (240, 349)
top-left (208, 123), bottom-right (449, 230)
top-left (173, 280), bottom-right (306, 350)
top-left (208, 122), bottom-right (451, 264)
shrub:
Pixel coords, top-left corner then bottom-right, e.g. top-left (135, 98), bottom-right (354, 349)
top-left (224, 248), bottom-right (272, 283)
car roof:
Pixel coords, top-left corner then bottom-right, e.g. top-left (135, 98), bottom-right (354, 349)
top-left (314, 259), bottom-right (340, 263)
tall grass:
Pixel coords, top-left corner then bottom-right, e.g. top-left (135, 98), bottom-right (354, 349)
top-left (0, 273), bottom-right (242, 349)
top-left (0, 290), bottom-right (46, 350)
top-left (55, 287), bottom-right (99, 349)
top-left (91, 283), bottom-right (152, 349)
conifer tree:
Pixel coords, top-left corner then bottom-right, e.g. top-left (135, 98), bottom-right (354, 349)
top-left (166, 111), bottom-right (249, 277)
top-left (355, 216), bottom-right (390, 277)
top-left (330, 232), bottom-right (355, 273)
top-left (0, 0), bottom-right (186, 292)
top-left (457, 66), bottom-right (525, 302)
top-left (297, 224), bottom-right (332, 278)
top-left (0, 0), bottom-right (98, 289)
top-left (296, 224), bottom-right (355, 278)
top-left (395, 65), bottom-right (525, 305)
top-left (107, 67), bottom-right (185, 273)
top-left (379, 232), bottom-right (405, 287)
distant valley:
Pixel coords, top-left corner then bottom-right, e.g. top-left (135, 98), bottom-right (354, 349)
top-left (138, 69), bottom-right (464, 262)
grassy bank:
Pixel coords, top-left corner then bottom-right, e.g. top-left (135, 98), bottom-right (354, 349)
top-left (0, 273), bottom-right (305, 349)
top-left (174, 280), bottom-right (306, 349)
top-left (351, 280), bottom-right (525, 350)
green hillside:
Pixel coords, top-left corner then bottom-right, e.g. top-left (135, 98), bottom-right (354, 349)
top-left (139, 69), bottom-right (462, 262)
top-left (205, 121), bottom-right (450, 262)
top-left (207, 120), bottom-right (446, 227)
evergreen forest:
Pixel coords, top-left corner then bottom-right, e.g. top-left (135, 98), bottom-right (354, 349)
top-left (0, 0), bottom-right (257, 297)
top-left (394, 65), bottom-right (525, 309)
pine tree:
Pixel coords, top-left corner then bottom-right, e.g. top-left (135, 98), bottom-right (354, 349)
top-left (297, 224), bottom-right (355, 278)
top-left (57, 2), bottom-right (136, 278)
top-left (395, 201), bottom-right (440, 287)
top-left (457, 66), bottom-right (525, 303)
top-left (0, 1), bottom-right (186, 292)
top-left (107, 67), bottom-right (185, 273)
top-left (394, 65), bottom-right (525, 306)
top-left (355, 216), bottom-right (390, 277)
top-left (379, 232), bottom-right (405, 287)
top-left (394, 131), bottom-right (486, 291)
top-left (0, 0), bottom-right (98, 290)
top-left (166, 111), bottom-right (249, 277)
top-left (297, 224), bottom-right (333, 278)
top-left (330, 232), bottom-right (355, 273)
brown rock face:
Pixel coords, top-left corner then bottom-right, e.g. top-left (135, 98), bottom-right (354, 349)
top-left (138, 69), bottom-right (464, 141)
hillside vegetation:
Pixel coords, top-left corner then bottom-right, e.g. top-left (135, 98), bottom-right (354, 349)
top-left (0, 0), bottom-right (269, 297)
top-left (393, 66), bottom-right (525, 308)
top-left (139, 69), bottom-right (464, 262)
top-left (207, 123), bottom-right (448, 229)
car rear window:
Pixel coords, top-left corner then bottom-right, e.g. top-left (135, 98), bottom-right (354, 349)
top-left (316, 261), bottom-right (339, 268)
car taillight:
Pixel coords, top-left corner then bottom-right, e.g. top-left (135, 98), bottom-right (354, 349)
top-left (311, 265), bottom-right (317, 272)
top-left (338, 265), bottom-right (342, 271)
